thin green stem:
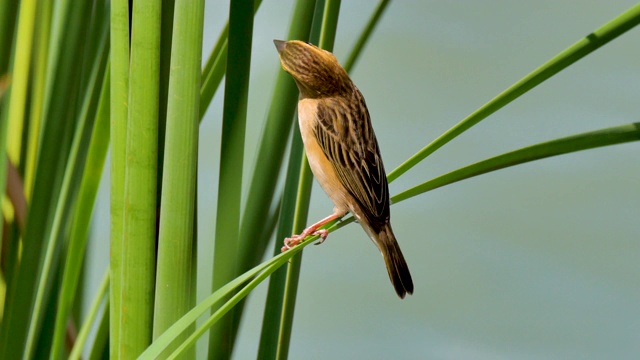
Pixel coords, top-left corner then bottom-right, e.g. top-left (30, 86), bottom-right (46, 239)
top-left (257, 124), bottom-right (305, 359)
top-left (343, 0), bottom-right (390, 72)
top-left (5, 0), bottom-right (35, 171)
top-left (275, 152), bottom-right (314, 360)
top-left (388, 3), bottom-right (640, 183)
top-left (199, 0), bottom-right (263, 119)
top-left (24, 0), bottom-right (52, 199)
top-left (392, 123), bottom-right (640, 203)
top-left (0, 0), bottom-right (18, 74)
top-left (69, 271), bottom-right (109, 360)
top-left (168, 255), bottom-right (291, 360)
top-left (0, 0), bottom-right (34, 257)
top-left (231, 0), bottom-right (318, 355)
top-left (208, 0), bottom-right (256, 358)
top-left (255, 0), bottom-right (328, 346)
top-left (236, 0), bottom-right (316, 301)
top-left (276, 3), bottom-right (341, 358)
top-left (139, 244), bottom-right (307, 359)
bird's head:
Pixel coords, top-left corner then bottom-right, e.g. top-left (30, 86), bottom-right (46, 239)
top-left (274, 40), bottom-right (352, 98)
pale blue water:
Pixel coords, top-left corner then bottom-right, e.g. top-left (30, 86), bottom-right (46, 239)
top-left (86, 1), bottom-right (640, 358)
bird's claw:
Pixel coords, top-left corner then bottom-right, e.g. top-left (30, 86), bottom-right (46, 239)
top-left (313, 229), bottom-right (329, 245)
top-left (281, 229), bottom-right (329, 252)
top-left (281, 235), bottom-right (304, 252)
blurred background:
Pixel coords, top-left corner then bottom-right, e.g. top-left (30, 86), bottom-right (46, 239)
top-left (87, 1), bottom-right (639, 358)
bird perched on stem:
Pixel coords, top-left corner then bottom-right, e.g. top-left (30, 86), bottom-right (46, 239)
top-left (274, 40), bottom-right (413, 298)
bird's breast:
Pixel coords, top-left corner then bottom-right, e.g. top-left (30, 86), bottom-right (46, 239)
top-left (297, 98), bottom-right (350, 213)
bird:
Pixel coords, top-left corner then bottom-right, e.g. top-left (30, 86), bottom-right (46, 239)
top-left (274, 39), bottom-right (413, 298)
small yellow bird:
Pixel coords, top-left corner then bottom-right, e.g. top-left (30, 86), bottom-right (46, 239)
top-left (274, 40), bottom-right (413, 298)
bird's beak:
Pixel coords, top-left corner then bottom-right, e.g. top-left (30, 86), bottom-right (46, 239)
top-left (273, 39), bottom-right (286, 54)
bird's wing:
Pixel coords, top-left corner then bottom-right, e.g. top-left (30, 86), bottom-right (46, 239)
top-left (313, 90), bottom-right (390, 228)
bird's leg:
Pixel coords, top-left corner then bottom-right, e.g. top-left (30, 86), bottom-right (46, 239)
top-left (281, 210), bottom-right (345, 252)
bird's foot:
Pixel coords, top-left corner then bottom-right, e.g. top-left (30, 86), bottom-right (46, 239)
top-left (281, 234), bottom-right (304, 252)
top-left (313, 229), bottom-right (329, 245)
top-left (281, 229), bottom-right (329, 252)
top-left (281, 211), bottom-right (343, 252)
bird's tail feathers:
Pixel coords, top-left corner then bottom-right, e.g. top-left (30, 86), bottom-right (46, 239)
top-left (377, 224), bottom-right (414, 298)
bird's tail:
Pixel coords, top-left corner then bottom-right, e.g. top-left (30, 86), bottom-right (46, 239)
top-left (377, 223), bottom-right (414, 298)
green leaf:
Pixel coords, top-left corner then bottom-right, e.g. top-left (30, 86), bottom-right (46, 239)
top-left (119, 0), bottom-right (162, 356)
top-left (393, 123), bottom-right (640, 204)
top-left (388, 3), bottom-right (640, 183)
top-left (109, 0), bottom-right (129, 354)
top-left (50, 56), bottom-right (110, 359)
top-left (208, 0), bottom-right (256, 357)
top-left (69, 271), bottom-right (109, 360)
top-left (274, 1), bottom-right (343, 358)
top-left (137, 120), bottom-right (640, 358)
top-left (225, 0), bottom-right (318, 355)
top-left (236, 0), bottom-right (317, 276)
top-left (139, 245), bottom-right (306, 359)
top-left (153, 0), bottom-right (205, 355)
top-left (199, 0), bottom-right (264, 119)
top-left (0, 0), bottom-right (96, 356)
